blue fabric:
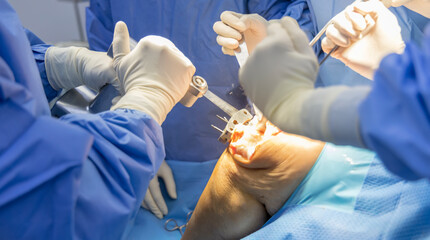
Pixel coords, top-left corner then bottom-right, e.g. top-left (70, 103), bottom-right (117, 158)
top-left (307, 0), bottom-right (429, 87)
top-left (125, 143), bottom-right (374, 239)
top-left (0, 2), bottom-right (165, 239)
top-left (126, 159), bottom-right (217, 239)
top-left (125, 142), bottom-right (430, 240)
top-left (245, 158), bottom-right (430, 239)
top-left (359, 24), bottom-right (430, 180)
top-left (86, 0), bottom-right (315, 162)
top-left (23, 29), bottom-right (59, 102)
top-left (282, 143), bottom-right (373, 214)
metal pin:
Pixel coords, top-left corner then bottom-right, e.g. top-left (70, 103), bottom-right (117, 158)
top-left (319, 45), bottom-right (339, 65)
top-left (216, 115), bottom-right (229, 123)
top-left (211, 125), bottom-right (224, 133)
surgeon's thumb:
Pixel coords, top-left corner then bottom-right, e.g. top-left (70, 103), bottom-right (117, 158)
top-left (113, 21), bottom-right (130, 69)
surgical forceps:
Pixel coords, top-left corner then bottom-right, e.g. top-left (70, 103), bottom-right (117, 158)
top-left (164, 211), bottom-right (193, 236)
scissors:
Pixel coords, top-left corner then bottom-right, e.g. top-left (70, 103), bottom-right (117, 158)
top-left (164, 211), bottom-right (194, 236)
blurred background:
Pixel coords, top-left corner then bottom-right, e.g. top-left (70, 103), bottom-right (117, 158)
top-left (10, 0), bottom-right (89, 46)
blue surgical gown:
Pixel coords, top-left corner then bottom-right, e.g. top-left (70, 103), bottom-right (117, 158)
top-left (0, 1), bottom-right (165, 239)
top-left (85, 0), bottom-right (315, 162)
top-left (359, 24), bottom-right (430, 180)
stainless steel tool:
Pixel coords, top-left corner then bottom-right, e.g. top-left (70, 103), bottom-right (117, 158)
top-left (107, 39), bottom-right (253, 143)
top-left (203, 85), bottom-right (253, 144)
top-left (208, 40), bottom-right (255, 144)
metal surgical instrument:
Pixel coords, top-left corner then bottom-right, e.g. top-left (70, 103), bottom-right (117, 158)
top-left (108, 40), bottom-right (252, 143)
top-left (164, 211), bottom-right (194, 236)
top-left (309, 15), bottom-right (340, 65)
top-left (209, 40), bottom-right (255, 143)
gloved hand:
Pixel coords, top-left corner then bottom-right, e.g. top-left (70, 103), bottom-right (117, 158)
top-left (110, 21), bottom-right (195, 124)
top-left (384, 0), bottom-right (430, 18)
top-left (45, 46), bottom-right (118, 91)
top-left (141, 160), bottom-right (177, 219)
top-left (239, 17), bottom-right (319, 134)
top-left (321, 0), bottom-right (405, 80)
top-left (213, 11), bottom-right (268, 55)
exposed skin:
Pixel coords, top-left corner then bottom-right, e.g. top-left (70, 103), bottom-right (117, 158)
top-left (182, 132), bottom-right (324, 240)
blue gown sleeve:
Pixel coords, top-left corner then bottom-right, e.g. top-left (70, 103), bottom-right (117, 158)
top-left (60, 109), bottom-right (165, 239)
top-left (359, 24), bottom-right (430, 180)
top-left (0, 49), bottom-right (164, 240)
top-left (0, 66), bottom-right (164, 239)
top-left (0, 53), bottom-right (92, 239)
top-left (23, 29), bottom-right (60, 102)
top-left (1, 3), bottom-right (165, 238)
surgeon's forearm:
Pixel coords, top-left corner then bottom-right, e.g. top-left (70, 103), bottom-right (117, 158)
top-left (300, 85), bottom-right (371, 148)
top-left (183, 150), bottom-right (268, 240)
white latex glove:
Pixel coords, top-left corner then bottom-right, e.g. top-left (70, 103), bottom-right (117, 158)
top-left (385, 0), bottom-right (430, 18)
top-left (45, 46), bottom-right (118, 91)
top-left (239, 17), bottom-right (319, 134)
top-left (141, 160), bottom-right (177, 219)
top-left (321, 0), bottom-right (405, 80)
top-left (213, 11), bottom-right (268, 55)
top-left (110, 21), bottom-right (195, 124)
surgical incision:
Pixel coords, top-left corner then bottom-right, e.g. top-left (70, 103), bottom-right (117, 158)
top-left (229, 117), bottom-right (281, 160)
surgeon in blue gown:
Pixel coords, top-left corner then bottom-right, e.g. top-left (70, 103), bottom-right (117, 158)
top-left (0, 1), bottom-right (195, 238)
top-left (86, 0), bottom-right (315, 163)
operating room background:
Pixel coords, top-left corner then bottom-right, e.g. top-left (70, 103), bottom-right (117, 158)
top-left (10, 0), bottom-right (89, 46)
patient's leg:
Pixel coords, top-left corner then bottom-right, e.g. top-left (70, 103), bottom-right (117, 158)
top-left (183, 150), bottom-right (268, 240)
top-left (183, 130), bottom-right (324, 239)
